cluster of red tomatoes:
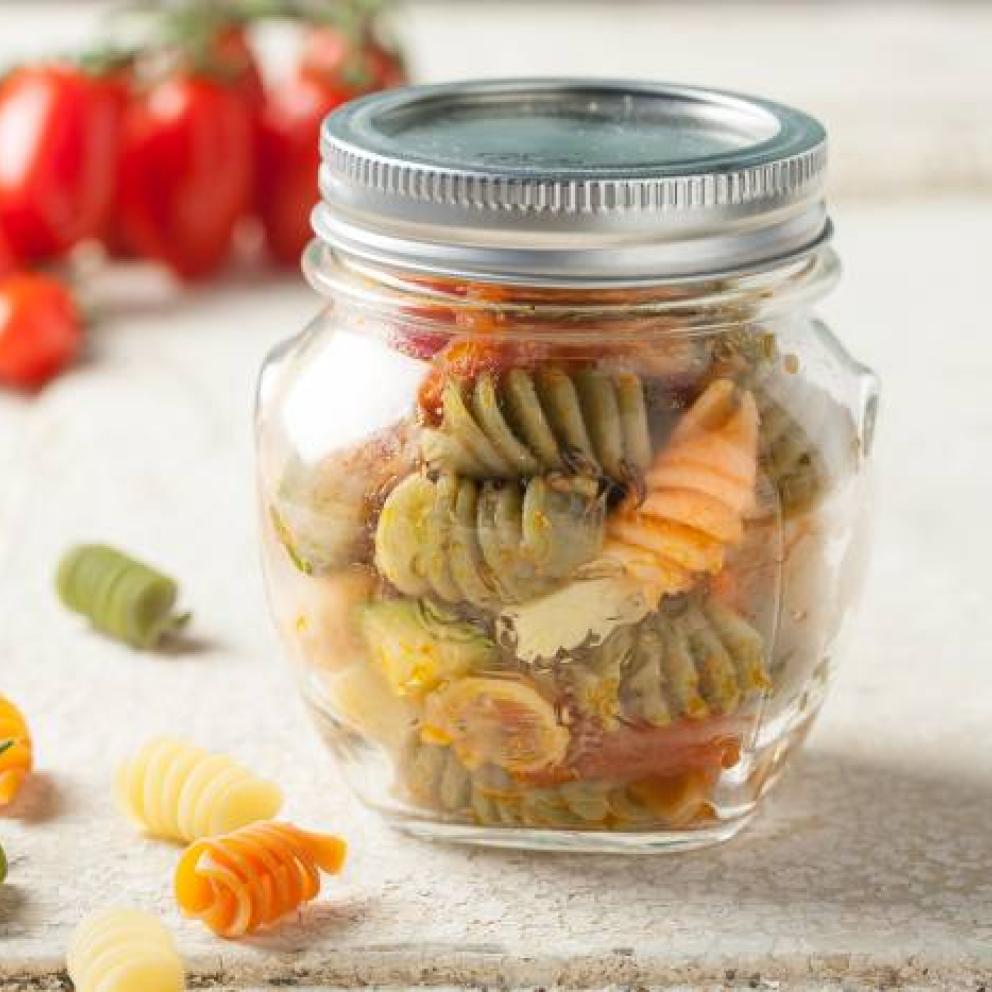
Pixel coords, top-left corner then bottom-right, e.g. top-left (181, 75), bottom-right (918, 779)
top-left (0, 0), bottom-right (405, 389)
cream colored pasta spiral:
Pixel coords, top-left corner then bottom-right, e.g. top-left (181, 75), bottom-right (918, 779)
top-left (421, 368), bottom-right (652, 484)
top-left (375, 472), bottom-right (606, 608)
top-left (115, 737), bottom-right (283, 843)
top-left (67, 908), bottom-right (184, 992)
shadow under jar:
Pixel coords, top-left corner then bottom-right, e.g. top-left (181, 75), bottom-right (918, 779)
top-left (256, 79), bottom-right (878, 852)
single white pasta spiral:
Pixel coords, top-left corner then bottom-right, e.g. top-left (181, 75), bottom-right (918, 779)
top-left (67, 908), bottom-right (184, 992)
top-left (115, 737), bottom-right (283, 843)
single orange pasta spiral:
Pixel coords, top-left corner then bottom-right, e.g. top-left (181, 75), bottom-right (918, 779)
top-left (602, 378), bottom-right (759, 603)
top-left (0, 695), bottom-right (33, 806)
top-left (175, 821), bottom-right (347, 938)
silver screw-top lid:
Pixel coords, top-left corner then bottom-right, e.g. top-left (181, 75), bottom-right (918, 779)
top-left (315, 78), bottom-right (830, 284)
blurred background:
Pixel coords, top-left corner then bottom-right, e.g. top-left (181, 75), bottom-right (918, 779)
top-left (2, 0), bottom-right (990, 201)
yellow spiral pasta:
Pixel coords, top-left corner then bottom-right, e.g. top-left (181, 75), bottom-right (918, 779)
top-left (115, 738), bottom-right (283, 843)
top-left (601, 378), bottom-right (759, 604)
top-left (0, 695), bottom-right (33, 806)
top-left (67, 908), bottom-right (184, 992)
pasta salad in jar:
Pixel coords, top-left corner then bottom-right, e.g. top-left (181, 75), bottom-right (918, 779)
top-left (256, 79), bottom-right (878, 851)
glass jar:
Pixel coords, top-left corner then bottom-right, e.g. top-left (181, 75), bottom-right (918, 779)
top-left (256, 80), bottom-right (878, 852)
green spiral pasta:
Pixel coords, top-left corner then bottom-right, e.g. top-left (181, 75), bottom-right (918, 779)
top-left (421, 368), bottom-right (652, 484)
top-left (399, 740), bottom-right (659, 829)
top-left (56, 545), bottom-right (189, 649)
top-left (561, 595), bottom-right (770, 728)
top-left (757, 392), bottom-right (828, 517)
top-left (375, 472), bottom-right (606, 608)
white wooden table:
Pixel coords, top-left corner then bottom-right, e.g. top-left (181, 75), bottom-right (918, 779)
top-left (2, 4), bottom-right (992, 990)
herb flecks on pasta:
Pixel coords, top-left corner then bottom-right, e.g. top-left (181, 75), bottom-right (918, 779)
top-left (601, 379), bottom-right (759, 604)
top-left (175, 821), bottom-right (347, 938)
top-left (421, 367), bottom-right (651, 486)
top-left (359, 598), bottom-right (496, 698)
top-left (0, 696), bottom-right (32, 806)
top-left (422, 676), bottom-right (570, 775)
top-left (115, 737), bottom-right (283, 843)
top-left (375, 472), bottom-right (606, 608)
top-left (757, 392), bottom-right (829, 517)
top-left (563, 595), bottom-right (770, 730)
top-left (400, 739), bottom-right (715, 830)
top-left (67, 908), bottom-right (184, 992)
top-left (56, 544), bottom-right (189, 649)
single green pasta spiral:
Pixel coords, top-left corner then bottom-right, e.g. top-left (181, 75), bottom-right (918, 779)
top-left (561, 595), bottom-right (770, 728)
top-left (421, 368), bottom-right (652, 484)
top-left (400, 740), bottom-right (657, 829)
top-left (375, 472), bottom-right (606, 608)
top-left (757, 393), bottom-right (828, 517)
top-left (56, 545), bottom-right (189, 649)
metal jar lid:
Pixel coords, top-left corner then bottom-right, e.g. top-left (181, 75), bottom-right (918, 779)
top-left (315, 78), bottom-right (830, 285)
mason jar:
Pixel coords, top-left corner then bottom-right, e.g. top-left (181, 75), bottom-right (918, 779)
top-left (256, 79), bottom-right (878, 852)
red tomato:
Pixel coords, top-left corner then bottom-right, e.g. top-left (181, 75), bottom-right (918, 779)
top-left (117, 74), bottom-right (252, 280)
top-left (299, 24), bottom-right (406, 93)
top-left (0, 273), bottom-right (82, 389)
top-left (209, 25), bottom-right (265, 111)
top-left (0, 228), bottom-right (16, 275)
top-left (256, 73), bottom-right (350, 266)
top-left (521, 714), bottom-right (746, 789)
top-left (95, 68), bottom-right (140, 259)
top-left (0, 65), bottom-right (120, 260)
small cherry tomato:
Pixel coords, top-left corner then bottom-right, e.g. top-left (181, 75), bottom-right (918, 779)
top-left (0, 228), bottom-right (16, 275)
top-left (298, 24), bottom-right (406, 94)
top-left (117, 72), bottom-right (253, 280)
top-left (209, 24), bottom-right (265, 112)
top-left (0, 65), bottom-right (121, 260)
top-left (0, 273), bottom-right (82, 389)
top-left (256, 73), bottom-right (351, 266)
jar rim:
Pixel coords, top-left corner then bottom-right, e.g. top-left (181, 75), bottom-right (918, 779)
top-left (303, 241), bottom-right (841, 340)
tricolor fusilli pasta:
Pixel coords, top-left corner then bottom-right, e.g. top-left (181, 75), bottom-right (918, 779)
top-left (421, 367), bottom-right (652, 484)
top-left (56, 545), bottom-right (189, 649)
top-left (757, 392), bottom-right (828, 517)
top-left (0, 695), bottom-right (32, 806)
top-left (115, 737), bottom-right (283, 843)
top-left (601, 378), bottom-right (759, 603)
top-left (375, 472), bottom-right (605, 607)
top-left (175, 821), bottom-right (347, 938)
top-left (67, 908), bottom-right (184, 992)
top-left (400, 740), bottom-right (714, 830)
top-left (561, 595), bottom-right (770, 729)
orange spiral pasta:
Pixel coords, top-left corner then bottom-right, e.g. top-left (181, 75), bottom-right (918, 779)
top-left (602, 378), bottom-right (759, 604)
top-left (0, 695), bottom-right (33, 806)
top-left (175, 821), bottom-right (347, 938)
